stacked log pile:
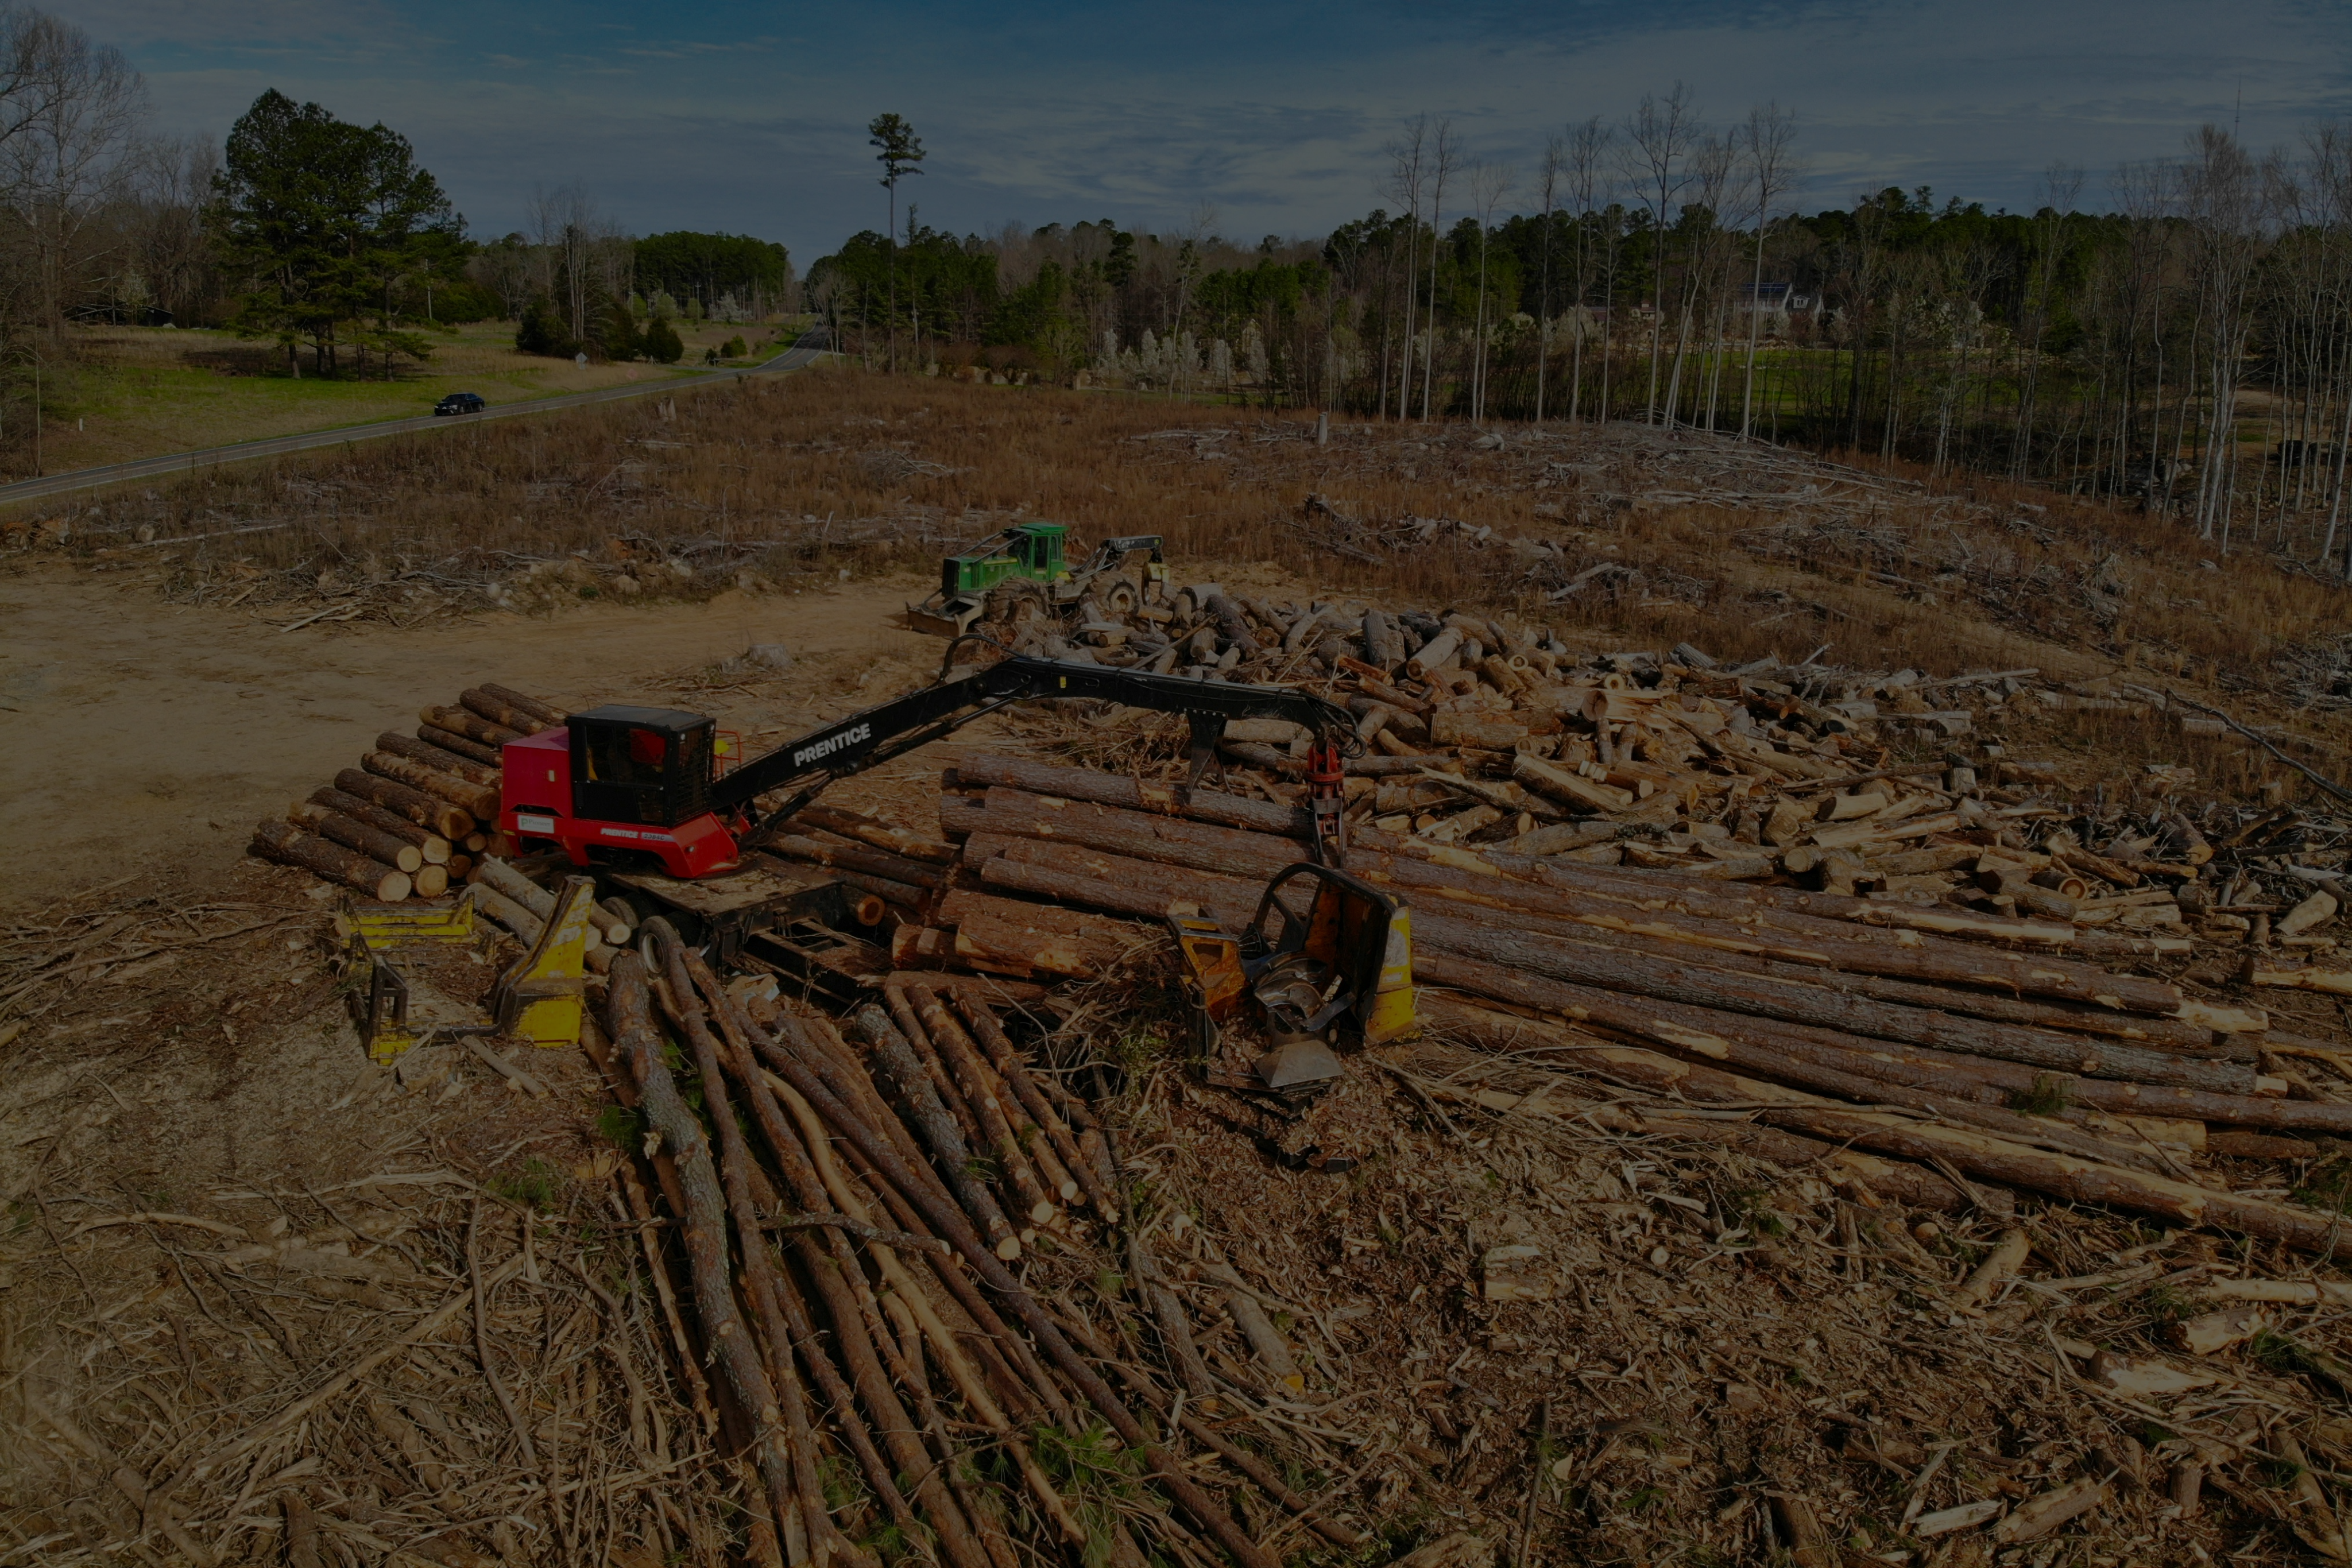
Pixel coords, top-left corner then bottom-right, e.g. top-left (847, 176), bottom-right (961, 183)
top-left (245, 683), bottom-right (559, 902)
top-left (966, 576), bottom-right (2352, 982)
top-left (822, 746), bottom-right (2352, 1259)
top-left (586, 923), bottom-right (1348, 1568)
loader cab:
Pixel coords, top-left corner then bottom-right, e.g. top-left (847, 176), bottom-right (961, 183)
top-left (569, 705), bottom-right (717, 827)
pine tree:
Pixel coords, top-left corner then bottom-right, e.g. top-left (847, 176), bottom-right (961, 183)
top-left (642, 315), bottom-right (684, 364)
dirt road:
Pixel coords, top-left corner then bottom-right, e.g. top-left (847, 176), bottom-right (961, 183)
top-left (0, 560), bottom-right (939, 909)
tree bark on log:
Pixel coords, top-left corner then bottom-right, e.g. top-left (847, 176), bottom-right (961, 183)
top-left (943, 790), bottom-right (1299, 881)
top-left (475, 856), bottom-right (556, 920)
top-left (1416, 948), bottom-right (2352, 1135)
top-left (763, 834), bottom-right (946, 889)
top-left (1358, 834), bottom-right (2199, 1017)
top-left (310, 788), bottom-right (450, 862)
top-left (951, 997), bottom-right (1117, 1217)
top-left (1414, 953), bottom-right (2176, 1172)
top-left (1409, 909), bottom-right (2254, 1093)
top-left (649, 932), bottom-right (978, 1568)
top-left (335, 768), bottom-right (473, 839)
top-left (475, 682), bottom-right (566, 726)
top-left (469, 885), bottom-right (544, 946)
top-left (601, 948), bottom-right (811, 1541)
top-left (461, 687), bottom-right (552, 735)
top-left (375, 731), bottom-right (502, 788)
top-left (1422, 999), bottom-right (2352, 1252)
top-left (419, 725), bottom-right (505, 768)
top-left (906, 982), bottom-right (1058, 1226)
top-left (950, 777), bottom-right (2199, 1019)
top-left (949, 753), bottom-right (1305, 836)
top-left (753, 1003), bottom-right (1281, 1568)
top-left (420, 704), bottom-right (523, 748)
top-left (776, 1006), bottom-right (1075, 1425)
top-left (651, 945), bottom-right (890, 1566)
top-left (251, 819), bottom-right (409, 900)
top-left (363, 750), bottom-right (501, 820)
top-left (792, 805), bottom-right (957, 864)
top-left (288, 803), bottom-right (423, 873)
top-left (884, 985), bottom-right (991, 1157)
top-left (849, 1004), bottom-right (1026, 1260)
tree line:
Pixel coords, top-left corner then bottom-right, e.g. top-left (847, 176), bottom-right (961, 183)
top-left (0, 3), bottom-right (799, 422)
top-left (815, 99), bottom-right (2352, 570)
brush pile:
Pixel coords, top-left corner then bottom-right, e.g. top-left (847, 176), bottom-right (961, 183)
top-left (245, 684), bottom-right (555, 902)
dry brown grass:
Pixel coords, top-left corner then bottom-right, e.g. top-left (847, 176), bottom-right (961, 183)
top-left (22, 365), bottom-right (2352, 762)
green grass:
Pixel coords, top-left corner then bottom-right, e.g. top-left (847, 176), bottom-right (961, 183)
top-left (489, 1154), bottom-right (561, 1210)
top-left (16, 317), bottom-right (783, 479)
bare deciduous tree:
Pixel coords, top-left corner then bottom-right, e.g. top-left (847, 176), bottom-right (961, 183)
top-left (1738, 103), bottom-right (1797, 439)
top-left (1627, 83), bottom-right (1697, 424)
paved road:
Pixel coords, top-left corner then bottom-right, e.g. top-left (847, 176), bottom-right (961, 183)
top-left (0, 328), bottom-right (835, 508)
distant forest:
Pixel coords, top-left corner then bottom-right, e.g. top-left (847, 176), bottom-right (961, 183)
top-left (811, 107), bottom-right (2352, 567)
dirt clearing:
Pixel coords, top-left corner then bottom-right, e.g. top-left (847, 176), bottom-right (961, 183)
top-left (0, 562), bottom-right (937, 910)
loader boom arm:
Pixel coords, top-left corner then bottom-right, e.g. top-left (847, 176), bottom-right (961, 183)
top-left (708, 653), bottom-right (1353, 843)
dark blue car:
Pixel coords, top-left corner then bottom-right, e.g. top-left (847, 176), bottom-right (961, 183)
top-left (434, 392), bottom-right (486, 416)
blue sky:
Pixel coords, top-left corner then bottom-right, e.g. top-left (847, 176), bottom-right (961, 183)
top-left (55, 0), bottom-right (2352, 266)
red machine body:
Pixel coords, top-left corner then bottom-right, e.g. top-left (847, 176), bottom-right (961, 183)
top-left (499, 723), bottom-right (742, 880)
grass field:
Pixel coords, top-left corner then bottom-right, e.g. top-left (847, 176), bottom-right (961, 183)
top-left (16, 316), bottom-right (793, 475)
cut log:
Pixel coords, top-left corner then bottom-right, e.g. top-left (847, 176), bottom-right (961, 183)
top-left (1426, 1000), bottom-right (2352, 1255)
top-left (1405, 625), bottom-right (1463, 679)
top-left (461, 687), bottom-right (552, 734)
top-left (905, 982), bottom-right (1057, 1226)
top-left (309, 787), bottom-right (451, 862)
top-left (763, 834), bottom-right (947, 890)
top-left (956, 787), bottom-right (2192, 1017)
top-left (602, 952), bottom-right (809, 1555)
top-left (333, 768), bottom-right (472, 841)
top-left (949, 754), bottom-right (1305, 837)
top-left (418, 725), bottom-right (505, 768)
top-left (943, 789), bottom-right (1298, 882)
top-left (1417, 944), bottom-right (2338, 1133)
top-left (1371, 838), bottom-right (2199, 1017)
top-left (792, 804), bottom-right (957, 864)
top-left (288, 802), bottom-right (424, 873)
top-left (1512, 752), bottom-right (1635, 812)
top-left (475, 683), bottom-right (566, 726)
top-left (474, 857), bottom-right (556, 920)
top-left (848, 1004), bottom-right (1024, 1259)
top-left (419, 704), bottom-right (523, 748)
top-left (1628, 1113), bottom-right (1968, 1211)
top-left (1362, 609), bottom-right (1405, 672)
top-left (362, 750), bottom-right (500, 820)
top-left (468, 884), bottom-right (544, 945)
top-left (1407, 878), bottom-right (2225, 1052)
top-left (938, 891), bottom-right (1145, 981)
top-left (1407, 909), bottom-right (2256, 1094)
top-left (251, 820), bottom-right (410, 901)
top-left (374, 731), bottom-right (501, 788)
top-left (412, 864), bottom-right (449, 898)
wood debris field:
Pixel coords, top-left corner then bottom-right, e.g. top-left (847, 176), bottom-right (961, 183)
top-left (13, 374), bottom-right (2352, 1568)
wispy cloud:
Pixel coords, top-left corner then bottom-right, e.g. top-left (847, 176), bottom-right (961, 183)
top-left (52, 0), bottom-right (2352, 261)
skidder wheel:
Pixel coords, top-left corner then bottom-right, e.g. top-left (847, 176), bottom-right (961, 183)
top-left (984, 576), bottom-right (1049, 624)
top-left (1102, 579), bottom-right (1140, 615)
